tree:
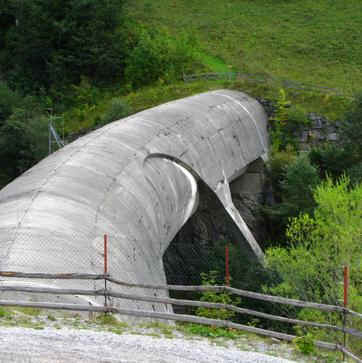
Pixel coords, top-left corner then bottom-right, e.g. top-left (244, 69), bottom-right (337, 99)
top-left (264, 154), bottom-right (320, 242)
top-left (1, 0), bottom-right (126, 91)
top-left (266, 176), bottom-right (361, 307)
top-left (0, 97), bottom-right (48, 184)
top-left (309, 92), bottom-right (362, 183)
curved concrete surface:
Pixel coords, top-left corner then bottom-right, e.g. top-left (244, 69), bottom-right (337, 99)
top-left (0, 89), bottom-right (268, 311)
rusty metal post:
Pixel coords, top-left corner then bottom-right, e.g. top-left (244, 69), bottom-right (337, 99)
top-left (344, 266), bottom-right (349, 307)
top-left (225, 244), bottom-right (230, 286)
top-left (104, 234), bottom-right (108, 276)
top-left (104, 234), bottom-right (108, 310)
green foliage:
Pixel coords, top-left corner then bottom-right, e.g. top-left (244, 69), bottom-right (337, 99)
top-left (0, 97), bottom-right (48, 183)
top-left (293, 333), bottom-right (315, 355)
top-left (266, 176), bottom-right (362, 306)
top-left (346, 162), bottom-right (362, 185)
top-left (279, 154), bottom-right (320, 215)
top-left (0, 81), bottom-right (21, 123)
top-left (340, 91), bottom-right (362, 162)
top-left (125, 27), bottom-right (202, 88)
top-left (98, 98), bottom-right (132, 126)
top-left (265, 152), bottom-right (320, 241)
top-left (0, 307), bottom-right (11, 319)
top-left (267, 146), bottom-right (297, 201)
top-left (270, 90), bottom-right (310, 151)
top-left (309, 92), bottom-right (362, 182)
top-left (2, 0), bottom-right (126, 90)
top-left (178, 323), bottom-right (242, 339)
top-left (270, 89), bottom-right (291, 151)
top-left (196, 271), bottom-right (240, 321)
top-left (95, 314), bottom-right (122, 326)
top-left (127, 0), bottom-right (362, 96)
top-left (309, 145), bottom-right (351, 180)
top-left (15, 307), bottom-right (41, 316)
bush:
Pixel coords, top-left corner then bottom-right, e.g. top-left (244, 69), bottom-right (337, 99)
top-left (309, 145), bottom-right (352, 180)
top-left (98, 98), bottom-right (132, 126)
top-left (265, 152), bottom-right (320, 241)
top-left (280, 154), bottom-right (320, 216)
top-left (346, 162), bottom-right (362, 185)
top-left (267, 145), bottom-right (297, 201)
top-left (266, 176), bottom-right (362, 306)
top-left (0, 81), bottom-right (21, 123)
top-left (293, 333), bottom-right (315, 355)
top-left (196, 271), bottom-right (240, 321)
top-left (125, 27), bottom-right (201, 88)
top-left (0, 97), bottom-right (48, 181)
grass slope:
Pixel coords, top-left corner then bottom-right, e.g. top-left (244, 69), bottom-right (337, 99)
top-left (126, 0), bottom-right (362, 95)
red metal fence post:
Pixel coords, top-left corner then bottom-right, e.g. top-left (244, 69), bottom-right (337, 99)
top-left (344, 266), bottom-right (349, 308)
top-left (104, 234), bottom-right (108, 310)
top-left (225, 244), bottom-right (230, 286)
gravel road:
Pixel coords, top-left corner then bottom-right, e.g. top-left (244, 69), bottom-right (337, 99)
top-left (0, 327), bottom-right (296, 363)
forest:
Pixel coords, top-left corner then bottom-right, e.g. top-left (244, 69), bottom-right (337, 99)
top-left (0, 0), bottom-right (361, 358)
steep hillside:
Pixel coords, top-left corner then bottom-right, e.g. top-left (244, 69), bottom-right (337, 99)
top-left (126, 0), bottom-right (362, 95)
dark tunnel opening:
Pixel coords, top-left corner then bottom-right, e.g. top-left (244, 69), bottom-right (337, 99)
top-left (162, 159), bottom-right (269, 312)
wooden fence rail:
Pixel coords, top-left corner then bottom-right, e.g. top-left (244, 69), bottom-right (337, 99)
top-left (2, 272), bottom-right (360, 317)
top-left (0, 284), bottom-right (361, 338)
top-left (0, 272), bottom-right (107, 280)
top-left (106, 277), bottom-right (362, 318)
top-left (0, 271), bottom-right (360, 362)
top-left (0, 299), bottom-right (338, 351)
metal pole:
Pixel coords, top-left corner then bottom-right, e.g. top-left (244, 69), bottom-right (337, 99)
top-left (225, 244), bottom-right (230, 286)
top-left (104, 234), bottom-right (108, 310)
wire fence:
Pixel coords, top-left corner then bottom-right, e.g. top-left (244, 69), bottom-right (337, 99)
top-left (183, 71), bottom-right (355, 99)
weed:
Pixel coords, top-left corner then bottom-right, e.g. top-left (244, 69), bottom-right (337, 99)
top-left (0, 307), bottom-right (12, 319)
top-left (95, 313), bottom-right (128, 329)
top-left (177, 323), bottom-right (242, 339)
top-left (47, 314), bottom-right (56, 322)
top-left (15, 307), bottom-right (41, 317)
top-left (293, 333), bottom-right (315, 355)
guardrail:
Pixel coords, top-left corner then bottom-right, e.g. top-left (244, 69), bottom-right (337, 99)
top-left (0, 271), bottom-right (360, 362)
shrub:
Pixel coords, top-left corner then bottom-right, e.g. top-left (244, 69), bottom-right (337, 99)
top-left (346, 162), bottom-right (362, 185)
top-left (266, 176), bottom-right (362, 306)
top-left (340, 91), bottom-right (362, 162)
top-left (293, 333), bottom-right (315, 355)
top-left (98, 98), bottom-right (132, 126)
top-left (279, 154), bottom-right (320, 216)
top-left (125, 27), bottom-right (201, 88)
top-left (309, 145), bottom-right (352, 180)
top-left (196, 270), bottom-right (240, 321)
top-left (0, 98), bottom-right (48, 181)
top-left (267, 145), bottom-right (297, 201)
top-left (265, 152), bottom-right (320, 242)
top-left (0, 81), bottom-right (21, 123)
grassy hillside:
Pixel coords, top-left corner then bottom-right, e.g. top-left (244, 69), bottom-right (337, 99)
top-left (126, 0), bottom-right (362, 95)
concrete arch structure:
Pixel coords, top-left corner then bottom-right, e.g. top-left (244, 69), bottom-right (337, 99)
top-left (0, 89), bottom-right (268, 312)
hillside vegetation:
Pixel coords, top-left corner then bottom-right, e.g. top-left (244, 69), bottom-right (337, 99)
top-left (127, 0), bottom-right (362, 94)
